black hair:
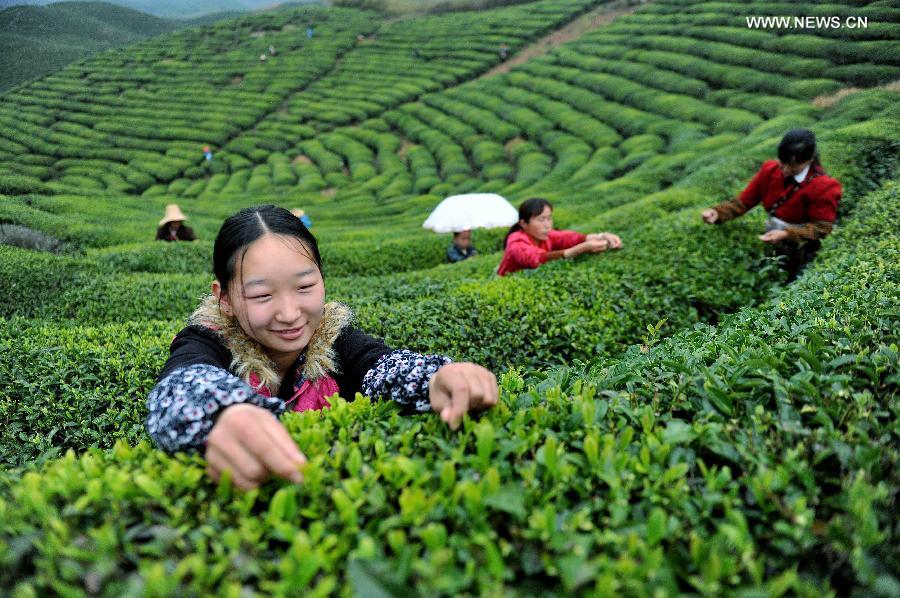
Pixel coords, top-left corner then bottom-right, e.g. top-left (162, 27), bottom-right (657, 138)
top-left (505, 197), bottom-right (553, 247)
top-left (213, 205), bottom-right (322, 295)
top-left (777, 128), bottom-right (819, 166)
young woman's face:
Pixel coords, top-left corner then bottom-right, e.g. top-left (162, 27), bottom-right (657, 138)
top-left (215, 234), bottom-right (325, 371)
top-left (521, 206), bottom-right (553, 241)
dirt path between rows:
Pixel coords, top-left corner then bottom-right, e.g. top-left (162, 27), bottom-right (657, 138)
top-left (812, 79), bottom-right (900, 108)
top-left (480, 1), bottom-right (647, 79)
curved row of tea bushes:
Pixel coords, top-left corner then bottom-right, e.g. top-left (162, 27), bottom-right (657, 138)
top-left (280, 0), bottom-right (599, 132)
top-left (0, 6), bottom-right (370, 194)
top-left (641, 1), bottom-right (900, 47)
top-left (123, 0), bottom-right (603, 199)
top-left (7, 0), bottom-right (894, 207)
top-left (12, 0), bottom-right (568, 197)
top-left (1, 177), bottom-right (897, 596)
top-left (202, 0), bottom-right (896, 203)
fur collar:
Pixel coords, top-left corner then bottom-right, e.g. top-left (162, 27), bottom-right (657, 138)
top-left (188, 295), bottom-right (352, 392)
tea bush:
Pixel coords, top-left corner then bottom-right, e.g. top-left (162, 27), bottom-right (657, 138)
top-left (0, 318), bottom-right (174, 468)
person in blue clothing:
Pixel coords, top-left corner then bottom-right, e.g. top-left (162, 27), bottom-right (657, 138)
top-left (291, 208), bottom-right (312, 228)
top-left (446, 229), bottom-right (477, 263)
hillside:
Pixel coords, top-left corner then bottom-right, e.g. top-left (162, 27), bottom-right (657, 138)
top-left (0, 0), bottom-right (898, 594)
top-left (0, 0), bottom-right (314, 17)
top-left (0, 1), bottom-right (253, 92)
top-left (88, 0), bottom-right (316, 19)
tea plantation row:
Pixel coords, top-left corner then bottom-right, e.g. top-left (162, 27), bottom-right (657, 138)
top-left (0, 0), bottom-right (599, 198)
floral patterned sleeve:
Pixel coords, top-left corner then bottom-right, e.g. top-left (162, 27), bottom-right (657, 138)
top-left (145, 363), bottom-right (285, 454)
top-left (361, 349), bottom-right (452, 413)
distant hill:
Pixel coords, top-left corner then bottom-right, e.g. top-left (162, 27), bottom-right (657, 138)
top-left (0, 0), bottom-right (316, 19)
top-left (0, 1), bottom-right (254, 92)
top-left (67, 0), bottom-right (307, 19)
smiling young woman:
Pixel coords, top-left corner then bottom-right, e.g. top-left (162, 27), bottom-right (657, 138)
top-left (146, 205), bottom-right (499, 491)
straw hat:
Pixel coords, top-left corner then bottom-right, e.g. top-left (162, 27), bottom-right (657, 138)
top-left (290, 208), bottom-right (305, 218)
top-left (159, 204), bottom-right (187, 226)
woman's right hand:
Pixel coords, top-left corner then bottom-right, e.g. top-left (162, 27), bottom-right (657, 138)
top-left (702, 209), bottom-right (719, 224)
top-left (577, 238), bottom-right (609, 255)
top-left (564, 238), bottom-right (606, 258)
top-left (205, 403), bottom-right (307, 490)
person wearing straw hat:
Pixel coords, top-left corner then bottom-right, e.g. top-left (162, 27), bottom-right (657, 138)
top-left (156, 204), bottom-right (197, 242)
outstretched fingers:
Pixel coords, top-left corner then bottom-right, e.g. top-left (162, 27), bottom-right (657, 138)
top-left (206, 437), bottom-right (267, 490)
top-left (473, 368), bottom-right (499, 410)
top-left (442, 375), bottom-right (471, 430)
top-left (204, 404), bottom-right (307, 490)
top-left (430, 363), bottom-right (499, 430)
top-left (240, 413), bottom-right (307, 484)
top-left (603, 232), bottom-right (623, 249)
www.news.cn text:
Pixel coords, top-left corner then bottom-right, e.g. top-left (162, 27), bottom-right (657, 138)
top-left (746, 16), bottom-right (869, 29)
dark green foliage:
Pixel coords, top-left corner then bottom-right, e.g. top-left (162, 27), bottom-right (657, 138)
top-left (344, 201), bottom-right (783, 371)
top-left (0, 318), bottom-right (173, 468)
top-left (0, 247), bottom-right (97, 319)
top-left (0, 176), bottom-right (52, 196)
top-left (824, 63), bottom-right (900, 87)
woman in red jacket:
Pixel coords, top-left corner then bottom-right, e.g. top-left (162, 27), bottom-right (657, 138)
top-left (702, 128), bottom-right (841, 280)
top-left (497, 198), bottom-right (622, 276)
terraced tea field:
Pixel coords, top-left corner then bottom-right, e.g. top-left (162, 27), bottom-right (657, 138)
top-left (1, 0), bottom-right (898, 594)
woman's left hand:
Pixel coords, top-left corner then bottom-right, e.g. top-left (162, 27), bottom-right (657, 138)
top-left (759, 229), bottom-right (789, 244)
top-left (429, 363), bottom-right (499, 430)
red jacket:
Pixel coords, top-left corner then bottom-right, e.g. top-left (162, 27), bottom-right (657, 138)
top-left (738, 160), bottom-right (840, 223)
top-left (497, 229), bottom-right (586, 276)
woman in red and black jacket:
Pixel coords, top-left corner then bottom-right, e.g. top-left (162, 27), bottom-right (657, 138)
top-left (702, 128), bottom-right (841, 280)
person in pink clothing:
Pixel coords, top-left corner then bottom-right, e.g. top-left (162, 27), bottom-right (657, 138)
top-left (146, 205), bottom-right (499, 490)
top-left (497, 198), bottom-right (622, 276)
